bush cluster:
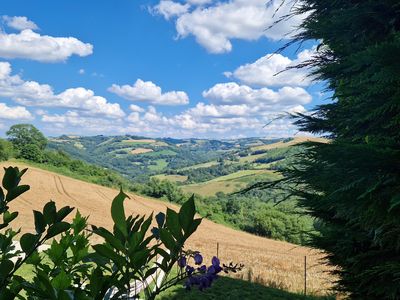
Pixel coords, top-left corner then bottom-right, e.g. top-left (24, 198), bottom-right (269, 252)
top-left (0, 166), bottom-right (240, 299)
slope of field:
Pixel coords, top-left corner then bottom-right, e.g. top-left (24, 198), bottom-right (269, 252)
top-left (182, 170), bottom-right (280, 196)
top-left (153, 174), bottom-right (189, 182)
top-left (1, 162), bottom-right (334, 295)
top-left (250, 136), bottom-right (328, 152)
top-left (182, 180), bottom-right (246, 197)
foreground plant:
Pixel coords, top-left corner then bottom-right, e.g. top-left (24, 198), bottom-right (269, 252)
top-left (178, 252), bottom-right (244, 292)
top-left (0, 167), bottom-right (73, 298)
top-left (0, 167), bottom-right (241, 299)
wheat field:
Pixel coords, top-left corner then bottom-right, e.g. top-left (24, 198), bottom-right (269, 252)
top-left (0, 162), bottom-right (336, 295)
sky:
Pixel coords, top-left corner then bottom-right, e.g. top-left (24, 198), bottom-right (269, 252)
top-left (0, 0), bottom-right (326, 139)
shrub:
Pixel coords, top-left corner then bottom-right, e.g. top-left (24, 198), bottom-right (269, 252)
top-left (0, 139), bottom-right (14, 161)
top-left (0, 166), bottom-right (241, 299)
top-left (18, 144), bottom-right (44, 162)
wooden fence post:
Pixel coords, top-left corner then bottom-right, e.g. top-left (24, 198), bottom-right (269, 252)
top-left (304, 256), bottom-right (307, 296)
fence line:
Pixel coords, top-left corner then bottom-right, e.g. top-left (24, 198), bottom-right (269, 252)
top-left (214, 242), bottom-right (327, 296)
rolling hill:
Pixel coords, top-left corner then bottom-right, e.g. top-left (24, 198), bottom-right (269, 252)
top-left (48, 135), bottom-right (325, 182)
top-left (1, 161), bottom-right (334, 296)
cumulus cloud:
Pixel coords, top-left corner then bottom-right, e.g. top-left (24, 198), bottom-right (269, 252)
top-left (129, 104), bottom-right (144, 112)
top-left (203, 82), bottom-right (311, 106)
top-left (153, 1), bottom-right (190, 19)
top-left (226, 48), bottom-right (315, 87)
top-left (2, 16), bottom-right (39, 31)
top-left (121, 94), bottom-right (306, 138)
top-left (153, 0), bottom-right (305, 53)
top-left (0, 62), bottom-right (125, 118)
top-left (41, 110), bottom-right (125, 134)
top-left (37, 97), bottom-right (306, 137)
top-left (0, 29), bottom-right (93, 62)
top-left (109, 79), bottom-right (189, 105)
top-left (0, 102), bottom-right (33, 120)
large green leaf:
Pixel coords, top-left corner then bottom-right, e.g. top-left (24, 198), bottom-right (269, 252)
top-left (46, 222), bottom-right (70, 238)
top-left (141, 214), bottom-right (153, 234)
top-left (0, 260), bottom-right (14, 280)
top-left (56, 206), bottom-right (74, 222)
top-left (111, 190), bottom-right (129, 237)
top-left (5, 185), bottom-right (30, 202)
top-left (130, 249), bottom-right (150, 269)
top-left (92, 226), bottom-right (124, 252)
top-left (92, 244), bottom-right (125, 266)
top-left (2, 167), bottom-right (19, 191)
top-left (3, 211), bottom-right (18, 224)
top-left (20, 233), bottom-right (38, 254)
top-left (51, 270), bottom-right (71, 290)
top-left (33, 210), bottom-right (46, 234)
top-left (187, 218), bottom-right (202, 237)
top-left (43, 201), bottom-right (57, 225)
top-left (166, 208), bottom-right (183, 241)
top-left (128, 231), bottom-right (145, 252)
top-left (159, 228), bottom-right (177, 252)
top-left (179, 195), bottom-right (196, 234)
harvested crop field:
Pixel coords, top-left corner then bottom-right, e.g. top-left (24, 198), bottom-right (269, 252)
top-left (250, 136), bottom-right (328, 152)
top-left (130, 148), bottom-right (154, 155)
top-left (0, 162), bottom-right (335, 295)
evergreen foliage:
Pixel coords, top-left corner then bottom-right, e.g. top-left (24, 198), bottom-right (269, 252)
top-left (256, 1), bottom-right (400, 298)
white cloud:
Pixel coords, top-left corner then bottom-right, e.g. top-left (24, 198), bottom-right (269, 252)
top-left (2, 16), bottom-right (39, 31)
top-left (0, 102), bottom-right (33, 120)
top-left (0, 29), bottom-right (93, 62)
top-left (36, 97), bottom-right (305, 138)
top-left (203, 82), bottom-right (311, 106)
top-left (41, 110), bottom-right (125, 134)
top-left (0, 62), bottom-right (125, 118)
top-left (186, 0), bottom-right (212, 5)
top-left (226, 48), bottom-right (315, 87)
top-left (109, 79), bottom-right (189, 106)
top-left (35, 109), bottom-right (47, 116)
top-left (78, 69), bottom-right (85, 75)
top-left (129, 104), bottom-right (144, 112)
top-left (153, 1), bottom-right (190, 20)
top-left (188, 102), bottom-right (252, 117)
top-left (121, 96), bottom-right (306, 138)
top-left (154, 0), bottom-right (305, 53)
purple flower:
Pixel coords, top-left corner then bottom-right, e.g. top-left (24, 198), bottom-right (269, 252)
top-left (178, 256), bottom-right (187, 268)
top-left (207, 265), bottom-right (216, 274)
top-left (198, 265), bottom-right (206, 273)
top-left (199, 276), bottom-right (211, 291)
top-left (186, 265), bottom-right (195, 275)
top-left (212, 256), bottom-right (220, 267)
top-left (181, 254), bottom-right (243, 293)
top-left (194, 253), bottom-right (203, 265)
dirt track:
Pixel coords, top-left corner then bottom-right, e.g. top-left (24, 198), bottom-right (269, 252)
top-left (0, 162), bottom-right (335, 294)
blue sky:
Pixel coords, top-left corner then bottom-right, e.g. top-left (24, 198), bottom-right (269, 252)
top-left (0, 0), bottom-right (324, 138)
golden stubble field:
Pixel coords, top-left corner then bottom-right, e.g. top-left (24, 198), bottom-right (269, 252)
top-left (0, 162), bottom-right (336, 295)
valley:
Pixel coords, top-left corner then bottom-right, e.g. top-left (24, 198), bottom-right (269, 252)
top-left (0, 162), bottom-right (334, 296)
top-left (49, 135), bottom-right (326, 196)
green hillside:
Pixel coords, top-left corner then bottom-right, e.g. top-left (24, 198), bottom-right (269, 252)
top-left (46, 134), bottom-right (321, 244)
top-left (48, 135), bottom-right (296, 181)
